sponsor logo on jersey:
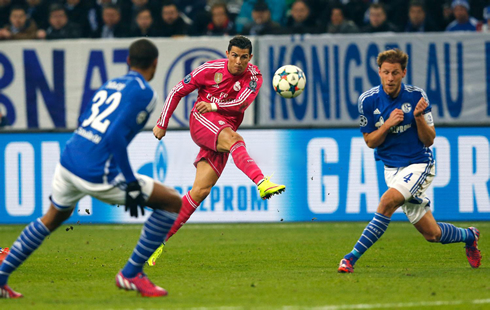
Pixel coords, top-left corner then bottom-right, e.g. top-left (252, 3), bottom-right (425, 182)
top-left (248, 80), bottom-right (257, 91)
top-left (233, 81), bottom-right (241, 92)
top-left (390, 123), bottom-right (412, 133)
top-left (184, 74), bottom-right (192, 84)
top-left (375, 116), bottom-right (384, 128)
top-left (360, 115), bottom-right (368, 127)
top-left (214, 72), bottom-right (223, 84)
top-left (374, 108), bottom-right (381, 115)
top-left (402, 103), bottom-right (412, 113)
top-left (206, 92), bottom-right (230, 103)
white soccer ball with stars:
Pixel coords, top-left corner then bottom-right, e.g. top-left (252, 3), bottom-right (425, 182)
top-left (272, 65), bottom-right (306, 99)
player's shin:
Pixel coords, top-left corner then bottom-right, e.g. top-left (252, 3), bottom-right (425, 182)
top-left (165, 192), bottom-right (199, 241)
top-left (344, 213), bottom-right (391, 264)
top-left (121, 209), bottom-right (177, 278)
top-left (230, 141), bottom-right (264, 184)
top-left (437, 223), bottom-right (475, 244)
top-left (0, 219), bottom-right (51, 286)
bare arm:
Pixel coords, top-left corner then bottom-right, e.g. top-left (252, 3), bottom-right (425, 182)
top-left (363, 108), bottom-right (404, 148)
top-left (413, 97), bottom-right (436, 147)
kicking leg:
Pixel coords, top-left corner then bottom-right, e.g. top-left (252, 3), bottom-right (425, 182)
top-left (146, 161), bottom-right (218, 267)
top-left (217, 127), bottom-right (285, 199)
top-left (339, 188), bottom-right (404, 273)
top-left (414, 210), bottom-right (481, 268)
top-left (166, 160), bottom-right (219, 240)
top-left (0, 204), bottom-right (72, 298)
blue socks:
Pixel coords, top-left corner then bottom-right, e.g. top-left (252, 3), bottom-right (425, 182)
top-left (0, 219), bottom-right (51, 286)
top-left (344, 213), bottom-right (391, 265)
top-left (121, 209), bottom-right (177, 278)
top-left (437, 223), bottom-right (475, 245)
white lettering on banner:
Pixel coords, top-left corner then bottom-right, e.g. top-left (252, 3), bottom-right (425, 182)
top-left (346, 138), bottom-right (379, 214)
top-left (42, 142), bottom-right (60, 214)
top-left (5, 142), bottom-right (35, 216)
top-left (425, 137), bottom-right (451, 212)
top-left (458, 136), bottom-right (490, 212)
top-left (306, 138), bottom-right (339, 213)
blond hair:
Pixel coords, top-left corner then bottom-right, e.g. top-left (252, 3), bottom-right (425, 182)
top-left (377, 49), bottom-right (409, 70)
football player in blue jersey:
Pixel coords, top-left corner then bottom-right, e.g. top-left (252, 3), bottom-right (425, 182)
top-left (0, 39), bottom-right (182, 298)
top-left (338, 49), bottom-right (481, 273)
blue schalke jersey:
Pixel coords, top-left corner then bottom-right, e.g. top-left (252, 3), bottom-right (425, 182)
top-left (358, 83), bottom-right (433, 167)
top-left (61, 71), bottom-right (157, 183)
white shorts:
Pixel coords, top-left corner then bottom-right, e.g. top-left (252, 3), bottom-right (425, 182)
top-left (384, 162), bottom-right (435, 224)
top-left (51, 164), bottom-right (154, 211)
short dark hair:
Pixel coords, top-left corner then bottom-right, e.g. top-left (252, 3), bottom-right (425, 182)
top-left (370, 3), bottom-right (386, 13)
top-left (253, 1), bottom-right (269, 12)
top-left (49, 3), bottom-right (66, 14)
top-left (228, 35), bottom-right (252, 54)
top-left (162, 0), bottom-right (178, 8)
top-left (136, 6), bottom-right (151, 17)
top-left (330, 4), bottom-right (345, 16)
top-left (409, 0), bottom-right (426, 10)
top-left (129, 39), bottom-right (159, 69)
top-left (377, 49), bottom-right (409, 70)
top-left (103, 4), bottom-right (121, 14)
top-left (10, 5), bottom-right (26, 14)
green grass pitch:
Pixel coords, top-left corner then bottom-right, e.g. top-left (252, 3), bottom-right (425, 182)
top-left (1, 221), bottom-right (489, 309)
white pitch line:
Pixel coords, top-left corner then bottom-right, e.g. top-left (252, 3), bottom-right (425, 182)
top-left (107, 299), bottom-right (490, 310)
top-left (284, 298), bottom-right (490, 310)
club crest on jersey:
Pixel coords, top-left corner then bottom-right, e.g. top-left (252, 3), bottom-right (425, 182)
top-left (401, 103), bottom-right (412, 113)
top-left (219, 120), bottom-right (225, 125)
top-left (360, 115), bottom-right (368, 127)
top-left (136, 111), bottom-right (148, 124)
top-left (184, 74), bottom-right (192, 84)
top-left (248, 80), bottom-right (257, 91)
top-left (214, 72), bottom-right (223, 84)
top-left (233, 81), bottom-right (241, 91)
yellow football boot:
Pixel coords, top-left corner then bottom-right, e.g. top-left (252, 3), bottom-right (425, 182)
top-left (146, 243), bottom-right (164, 267)
top-left (257, 176), bottom-right (285, 199)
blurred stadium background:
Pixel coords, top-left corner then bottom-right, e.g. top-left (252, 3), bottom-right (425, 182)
top-left (1, 0), bottom-right (490, 308)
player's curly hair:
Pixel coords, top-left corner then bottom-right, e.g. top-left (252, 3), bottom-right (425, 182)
top-left (377, 49), bottom-right (409, 70)
top-left (228, 35), bottom-right (252, 54)
top-left (129, 39), bottom-right (158, 69)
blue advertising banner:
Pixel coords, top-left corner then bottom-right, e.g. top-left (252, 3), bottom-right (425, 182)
top-left (0, 128), bottom-right (488, 224)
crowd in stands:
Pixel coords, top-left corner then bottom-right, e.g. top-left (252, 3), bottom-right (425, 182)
top-left (0, 0), bottom-right (489, 41)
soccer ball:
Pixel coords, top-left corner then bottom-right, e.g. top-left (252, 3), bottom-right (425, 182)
top-left (272, 65), bottom-right (306, 99)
